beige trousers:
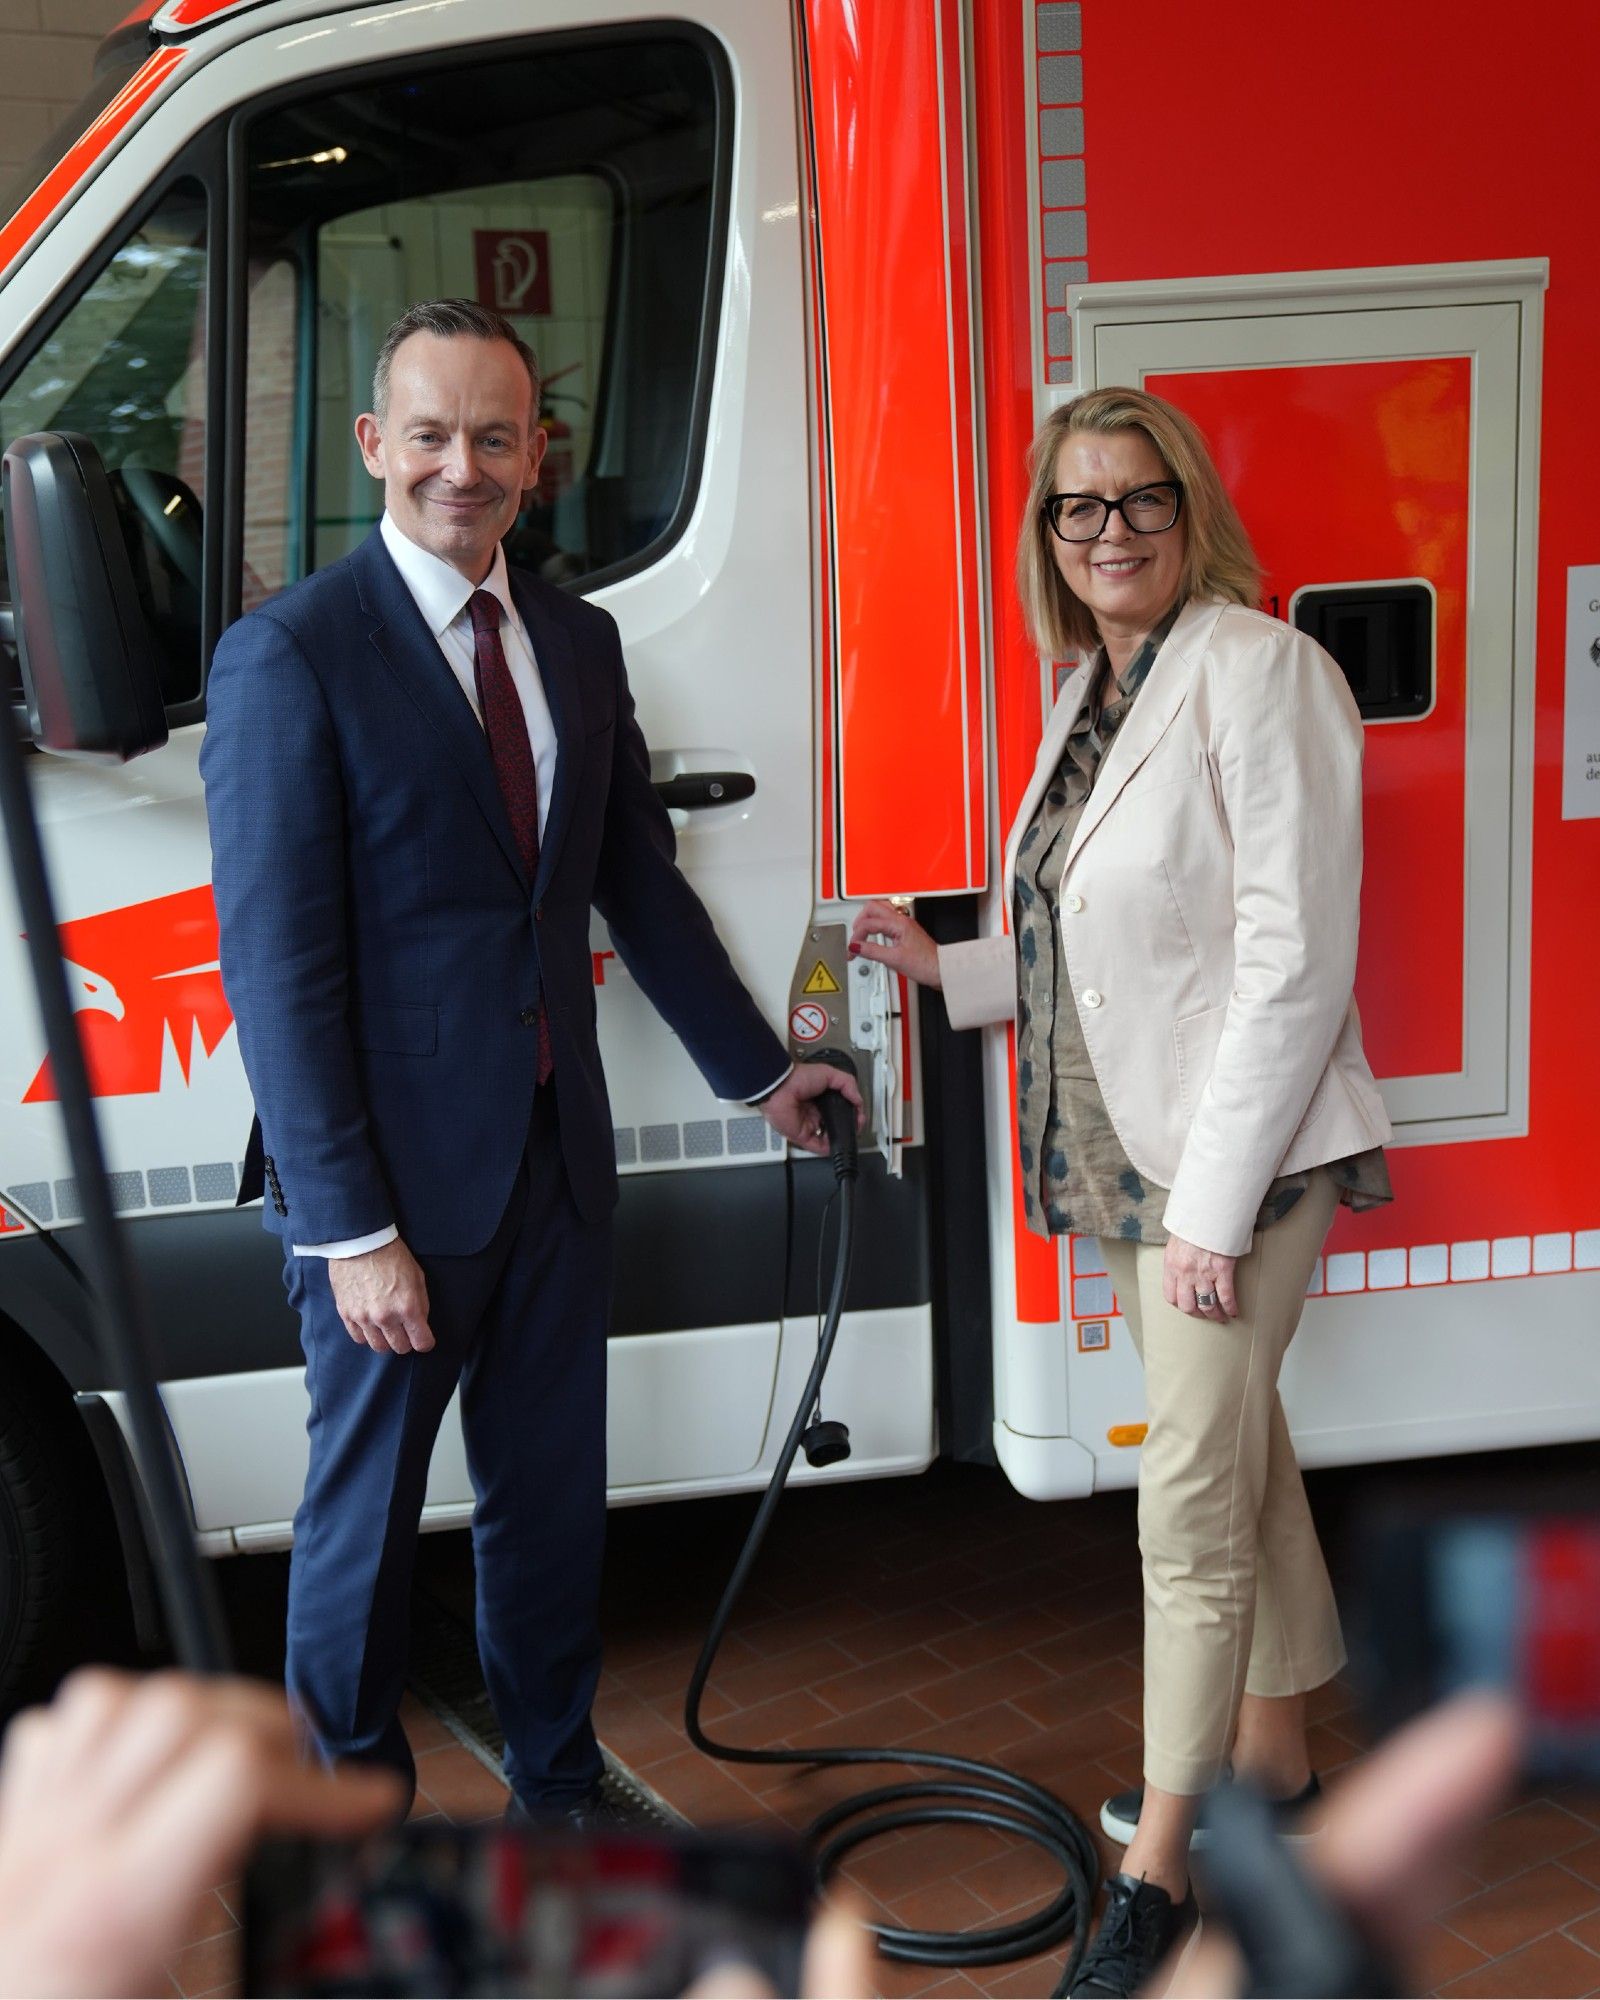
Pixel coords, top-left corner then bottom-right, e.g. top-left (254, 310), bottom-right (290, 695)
top-left (1099, 1168), bottom-right (1347, 1796)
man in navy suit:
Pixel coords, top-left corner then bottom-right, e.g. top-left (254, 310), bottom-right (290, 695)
top-left (201, 298), bottom-right (854, 1821)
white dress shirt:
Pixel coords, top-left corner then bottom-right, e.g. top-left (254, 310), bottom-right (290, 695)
top-left (295, 516), bottom-right (558, 1259)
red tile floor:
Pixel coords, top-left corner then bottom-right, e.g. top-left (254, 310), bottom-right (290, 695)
top-left (173, 1442), bottom-right (1599, 1996)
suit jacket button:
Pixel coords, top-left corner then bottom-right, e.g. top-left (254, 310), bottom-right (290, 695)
top-left (1081, 988), bottom-right (1103, 1009)
top-left (520, 1006), bottom-right (538, 1026)
top-left (534, 905), bottom-right (544, 923)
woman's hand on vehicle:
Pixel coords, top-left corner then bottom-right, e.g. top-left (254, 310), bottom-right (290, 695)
top-left (848, 900), bottom-right (942, 989)
top-left (1163, 1233), bottom-right (1238, 1322)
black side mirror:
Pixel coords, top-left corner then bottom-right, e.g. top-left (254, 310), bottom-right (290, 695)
top-left (2, 431), bottom-right (167, 761)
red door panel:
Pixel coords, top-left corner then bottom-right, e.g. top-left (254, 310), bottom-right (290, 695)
top-left (1147, 357), bottom-right (1471, 1085)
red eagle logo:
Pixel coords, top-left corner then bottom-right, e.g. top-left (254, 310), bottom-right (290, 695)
top-left (23, 885), bottom-right (233, 1102)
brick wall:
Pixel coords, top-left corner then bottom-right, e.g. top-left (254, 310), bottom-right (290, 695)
top-left (0, 0), bottom-right (129, 178)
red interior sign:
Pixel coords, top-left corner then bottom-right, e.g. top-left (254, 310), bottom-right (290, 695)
top-left (473, 229), bottom-right (550, 317)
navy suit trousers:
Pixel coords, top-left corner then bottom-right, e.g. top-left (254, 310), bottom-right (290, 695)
top-left (283, 1082), bottom-right (610, 1809)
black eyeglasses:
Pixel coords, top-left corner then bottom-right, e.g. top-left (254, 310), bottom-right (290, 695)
top-left (1042, 481), bottom-right (1184, 543)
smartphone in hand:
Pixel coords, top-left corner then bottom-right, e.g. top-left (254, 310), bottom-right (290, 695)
top-left (1354, 1499), bottom-right (1600, 1783)
top-left (245, 1820), bottom-right (813, 1998)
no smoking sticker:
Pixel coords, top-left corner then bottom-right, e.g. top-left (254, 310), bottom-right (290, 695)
top-left (790, 1001), bottom-right (829, 1044)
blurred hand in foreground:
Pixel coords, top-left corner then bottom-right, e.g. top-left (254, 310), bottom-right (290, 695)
top-left (0, 1670), bottom-right (401, 1998)
top-left (1160, 1692), bottom-right (1522, 1996)
top-left (685, 1897), bottom-right (875, 1999)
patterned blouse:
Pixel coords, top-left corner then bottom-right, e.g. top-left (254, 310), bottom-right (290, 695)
top-left (1014, 604), bottom-right (1392, 1245)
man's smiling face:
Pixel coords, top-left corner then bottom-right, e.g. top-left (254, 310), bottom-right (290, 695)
top-left (355, 330), bottom-right (545, 582)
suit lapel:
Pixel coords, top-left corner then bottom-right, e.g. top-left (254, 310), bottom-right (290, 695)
top-left (1065, 597), bottom-right (1224, 869)
top-left (510, 572), bottom-right (583, 900)
top-left (352, 530), bottom-right (529, 891)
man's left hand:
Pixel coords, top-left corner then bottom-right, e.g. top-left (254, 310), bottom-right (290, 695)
top-left (758, 1065), bottom-right (865, 1158)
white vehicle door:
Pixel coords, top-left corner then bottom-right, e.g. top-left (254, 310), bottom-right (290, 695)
top-left (0, 1), bottom-right (813, 1537)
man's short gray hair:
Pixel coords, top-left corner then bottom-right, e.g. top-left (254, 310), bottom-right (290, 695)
top-left (371, 298), bottom-right (541, 425)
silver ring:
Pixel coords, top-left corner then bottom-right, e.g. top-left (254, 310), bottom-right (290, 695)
top-left (1196, 1290), bottom-right (1216, 1307)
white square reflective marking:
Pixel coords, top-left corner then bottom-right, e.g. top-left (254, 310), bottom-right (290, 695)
top-left (1451, 1240), bottom-right (1490, 1282)
top-left (1305, 1257), bottom-right (1324, 1297)
top-left (1533, 1233), bottom-right (1573, 1274)
top-left (1325, 1252), bottom-right (1365, 1294)
top-left (1409, 1244), bottom-right (1449, 1286)
top-left (1367, 1248), bottom-right (1406, 1290)
top-left (1073, 1238), bottom-right (1107, 1276)
top-left (1074, 1275), bottom-right (1113, 1318)
top-left (1575, 1230), bottom-right (1600, 1270)
top-left (1491, 1236), bottom-right (1532, 1278)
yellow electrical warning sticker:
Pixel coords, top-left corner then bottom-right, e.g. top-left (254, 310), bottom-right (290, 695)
top-left (801, 960), bottom-right (842, 996)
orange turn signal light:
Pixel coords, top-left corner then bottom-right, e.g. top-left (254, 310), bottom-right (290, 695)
top-left (1106, 1423), bottom-right (1148, 1448)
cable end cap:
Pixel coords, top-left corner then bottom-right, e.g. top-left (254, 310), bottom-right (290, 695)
top-left (802, 1418), bottom-right (852, 1468)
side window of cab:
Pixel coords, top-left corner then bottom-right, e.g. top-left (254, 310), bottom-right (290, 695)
top-left (236, 30), bottom-right (727, 609)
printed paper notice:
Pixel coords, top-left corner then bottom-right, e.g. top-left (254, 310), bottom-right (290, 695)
top-left (1565, 565), bottom-right (1600, 819)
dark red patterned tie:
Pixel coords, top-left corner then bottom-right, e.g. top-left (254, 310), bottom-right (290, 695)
top-left (469, 589), bottom-right (553, 1083)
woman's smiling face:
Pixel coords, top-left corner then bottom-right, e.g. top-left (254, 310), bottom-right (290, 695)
top-left (1049, 428), bottom-right (1187, 652)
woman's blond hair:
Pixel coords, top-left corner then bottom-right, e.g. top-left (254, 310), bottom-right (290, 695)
top-left (1016, 386), bottom-right (1261, 658)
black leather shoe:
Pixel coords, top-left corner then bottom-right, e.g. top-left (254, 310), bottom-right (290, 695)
top-left (505, 1781), bottom-right (650, 1835)
top-left (1100, 1770), bottom-right (1322, 1848)
top-left (1069, 1872), bottom-right (1200, 1998)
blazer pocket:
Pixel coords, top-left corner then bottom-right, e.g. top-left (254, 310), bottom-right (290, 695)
top-left (1122, 757), bottom-right (1205, 801)
top-left (350, 1001), bottom-right (437, 1055)
top-left (1174, 1002), bottom-right (1229, 1117)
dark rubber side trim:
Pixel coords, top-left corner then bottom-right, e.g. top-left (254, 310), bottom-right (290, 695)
top-left (611, 1159), bottom-right (788, 1337)
top-left (35, 1144), bottom-right (933, 1386)
top-left (118, 1207), bottom-right (301, 1380)
top-left (72, 1392), bottom-right (167, 1653)
top-left (0, 1234), bottom-right (103, 1388)
top-left (785, 1149), bottom-right (931, 1318)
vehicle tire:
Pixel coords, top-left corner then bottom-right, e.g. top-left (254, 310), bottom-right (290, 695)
top-left (0, 1362), bottom-right (129, 1716)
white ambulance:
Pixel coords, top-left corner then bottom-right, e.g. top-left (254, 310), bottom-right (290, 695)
top-left (0, 0), bottom-right (1594, 1702)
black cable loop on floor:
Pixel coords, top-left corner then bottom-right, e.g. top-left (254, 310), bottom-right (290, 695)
top-left (685, 1173), bottom-right (1101, 1995)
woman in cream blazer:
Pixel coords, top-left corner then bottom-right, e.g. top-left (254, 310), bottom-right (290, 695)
top-left (851, 387), bottom-right (1392, 1997)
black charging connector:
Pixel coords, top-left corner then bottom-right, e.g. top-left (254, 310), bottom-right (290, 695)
top-left (802, 1045), bottom-right (859, 1182)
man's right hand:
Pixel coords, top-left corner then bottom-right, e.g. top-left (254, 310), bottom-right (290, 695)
top-left (328, 1238), bottom-right (435, 1354)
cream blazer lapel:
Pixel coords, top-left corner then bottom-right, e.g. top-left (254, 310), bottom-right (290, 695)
top-left (999, 596), bottom-right (1226, 907)
top-left (1064, 596), bottom-right (1222, 871)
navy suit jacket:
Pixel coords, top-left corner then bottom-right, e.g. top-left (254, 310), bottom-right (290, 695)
top-left (200, 526), bottom-right (788, 1257)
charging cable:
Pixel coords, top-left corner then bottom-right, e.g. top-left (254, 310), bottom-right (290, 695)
top-left (685, 1051), bottom-right (1099, 1992)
